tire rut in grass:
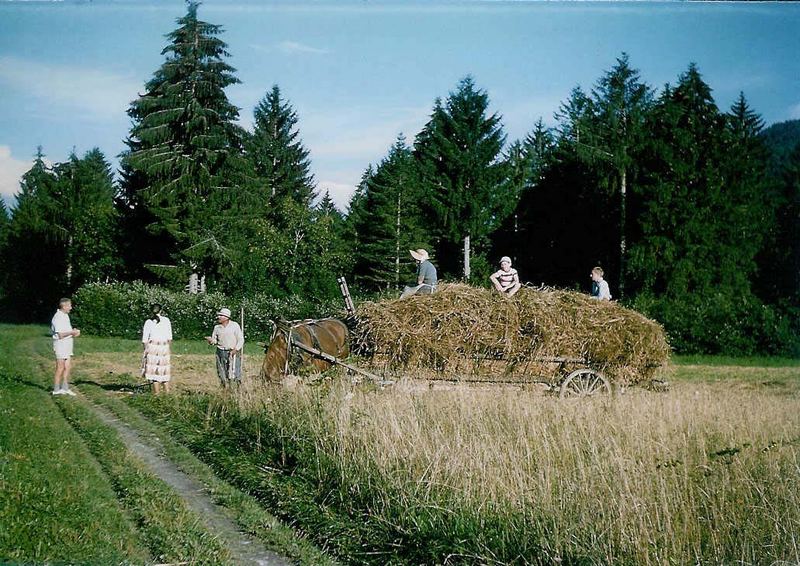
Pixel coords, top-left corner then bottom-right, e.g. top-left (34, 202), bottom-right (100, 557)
top-left (85, 398), bottom-right (292, 566)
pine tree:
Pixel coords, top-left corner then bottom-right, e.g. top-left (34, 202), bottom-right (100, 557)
top-left (247, 85), bottom-right (315, 206)
top-left (773, 143), bottom-right (800, 302)
top-left (415, 77), bottom-right (510, 280)
top-left (724, 93), bottom-right (774, 300)
top-left (51, 149), bottom-right (121, 287)
top-left (5, 149), bottom-right (65, 320)
top-left (579, 54), bottom-right (653, 298)
top-left (351, 137), bottom-right (429, 290)
top-left (0, 198), bottom-right (10, 301)
top-left (306, 190), bottom-right (350, 296)
top-left (629, 65), bottom-right (773, 352)
top-left (523, 118), bottom-right (556, 187)
top-left (121, 1), bottom-right (243, 280)
top-left (490, 120), bottom-right (557, 278)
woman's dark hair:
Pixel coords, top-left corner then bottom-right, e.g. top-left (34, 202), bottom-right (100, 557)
top-left (149, 303), bottom-right (162, 322)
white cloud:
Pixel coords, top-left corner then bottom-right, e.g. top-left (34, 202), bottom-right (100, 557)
top-left (277, 41), bottom-right (329, 55)
top-left (305, 105), bottom-right (431, 159)
top-left (789, 102), bottom-right (800, 120)
top-left (0, 56), bottom-right (142, 121)
top-left (316, 181), bottom-right (357, 212)
top-left (0, 145), bottom-right (32, 203)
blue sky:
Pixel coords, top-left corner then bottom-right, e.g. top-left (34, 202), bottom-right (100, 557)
top-left (1, 0), bottom-right (799, 210)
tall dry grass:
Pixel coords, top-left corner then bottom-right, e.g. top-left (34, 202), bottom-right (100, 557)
top-left (234, 378), bottom-right (800, 564)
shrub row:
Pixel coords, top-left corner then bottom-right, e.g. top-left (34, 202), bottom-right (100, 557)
top-left (631, 292), bottom-right (800, 357)
top-left (72, 281), bottom-right (345, 341)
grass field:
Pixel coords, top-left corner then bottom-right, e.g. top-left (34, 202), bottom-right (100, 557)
top-left (2, 325), bottom-right (799, 564)
top-left (0, 325), bottom-right (334, 565)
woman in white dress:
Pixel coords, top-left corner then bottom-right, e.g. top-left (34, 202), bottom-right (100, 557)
top-left (141, 304), bottom-right (173, 394)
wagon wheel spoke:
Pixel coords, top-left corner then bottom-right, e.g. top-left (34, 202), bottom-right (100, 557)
top-left (560, 369), bottom-right (609, 399)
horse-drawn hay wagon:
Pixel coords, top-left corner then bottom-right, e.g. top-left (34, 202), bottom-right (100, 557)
top-left (260, 283), bottom-right (671, 398)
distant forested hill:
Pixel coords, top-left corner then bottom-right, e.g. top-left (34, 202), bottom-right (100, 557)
top-left (762, 118), bottom-right (800, 173)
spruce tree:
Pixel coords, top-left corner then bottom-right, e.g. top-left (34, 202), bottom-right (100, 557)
top-left (121, 1), bottom-right (243, 280)
top-left (630, 65), bottom-right (770, 352)
top-left (0, 198), bottom-right (9, 301)
top-left (351, 137), bottom-right (429, 290)
top-left (51, 149), bottom-right (121, 287)
top-left (580, 54), bottom-right (653, 298)
top-left (415, 77), bottom-right (510, 280)
top-left (5, 149), bottom-right (65, 320)
top-left (247, 85), bottom-right (315, 206)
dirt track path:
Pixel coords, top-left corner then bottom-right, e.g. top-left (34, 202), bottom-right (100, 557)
top-left (86, 398), bottom-right (292, 566)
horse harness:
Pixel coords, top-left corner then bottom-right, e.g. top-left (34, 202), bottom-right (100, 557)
top-left (278, 319), bottom-right (329, 376)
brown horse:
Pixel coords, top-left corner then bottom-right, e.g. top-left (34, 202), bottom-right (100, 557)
top-left (260, 318), bottom-right (350, 381)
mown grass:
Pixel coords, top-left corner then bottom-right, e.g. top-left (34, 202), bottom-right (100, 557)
top-left (57, 396), bottom-right (232, 565)
top-left (1, 324), bottom-right (337, 565)
top-left (131, 365), bottom-right (800, 565)
top-left (0, 372), bottom-right (150, 564)
top-left (0, 325), bottom-right (229, 564)
top-left (81, 383), bottom-right (339, 566)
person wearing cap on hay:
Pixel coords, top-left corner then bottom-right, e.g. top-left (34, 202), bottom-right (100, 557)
top-left (490, 256), bottom-right (521, 297)
top-left (206, 307), bottom-right (244, 387)
top-left (400, 249), bottom-right (438, 299)
top-left (590, 266), bottom-right (612, 301)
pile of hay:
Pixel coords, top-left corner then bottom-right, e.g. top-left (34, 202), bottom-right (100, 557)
top-left (353, 283), bottom-right (670, 385)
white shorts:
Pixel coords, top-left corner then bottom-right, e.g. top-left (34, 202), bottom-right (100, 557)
top-left (53, 339), bottom-right (73, 360)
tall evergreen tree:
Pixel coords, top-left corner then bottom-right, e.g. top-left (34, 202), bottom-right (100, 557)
top-left (247, 85), bottom-right (316, 206)
top-left (629, 65), bottom-right (771, 352)
top-left (415, 76), bottom-right (510, 280)
top-left (51, 149), bottom-right (121, 287)
top-left (5, 149), bottom-right (65, 320)
top-left (724, 93), bottom-right (775, 301)
top-left (579, 54), bottom-right (653, 298)
top-left (773, 143), bottom-right (800, 303)
top-left (0, 198), bottom-right (10, 301)
top-left (121, 1), bottom-right (243, 282)
top-left (350, 136), bottom-right (429, 290)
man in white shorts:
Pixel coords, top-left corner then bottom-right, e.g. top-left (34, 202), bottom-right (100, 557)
top-left (51, 297), bottom-right (80, 396)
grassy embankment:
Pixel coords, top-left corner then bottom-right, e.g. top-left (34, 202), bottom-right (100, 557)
top-left (5, 325), bottom-right (799, 564)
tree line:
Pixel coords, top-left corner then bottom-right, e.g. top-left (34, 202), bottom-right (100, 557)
top-left (0, 2), bottom-right (797, 355)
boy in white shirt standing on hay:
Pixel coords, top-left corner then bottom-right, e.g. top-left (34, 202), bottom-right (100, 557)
top-left (590, 266), bottom-right (612, 301)
top-left (490, 256), bottom-right (521, 297)
top-left (51, 297), bottom-right (80, 396)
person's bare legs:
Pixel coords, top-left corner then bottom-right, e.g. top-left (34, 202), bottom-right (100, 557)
top-left (163, 381), bottom-right (171, 394)
top-left (152, 381), bottom-right (161, 395)
top-left (53, 358), bottom-right (67, 391)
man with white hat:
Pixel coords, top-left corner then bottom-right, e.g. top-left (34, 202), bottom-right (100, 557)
top-left (205, 307), bottom-right (244, 387)
top-left (400, 248), bottom-right (438, 299)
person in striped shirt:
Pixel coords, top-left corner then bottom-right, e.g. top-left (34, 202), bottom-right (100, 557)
top-left (490, 256), bottom-right (521, 297)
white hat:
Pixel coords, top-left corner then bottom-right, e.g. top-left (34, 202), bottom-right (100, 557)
top-left (410, 249), bottom-right (429, 261)
top-left (216, 307), bottom-right (232, 319)
top-left (500, 256), bottom-right (512, 264)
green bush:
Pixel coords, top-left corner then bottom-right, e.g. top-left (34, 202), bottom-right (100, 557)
top-left (72, 281), bottom-right (345, 341)
top-left (631, 291), bottom-right (800, 356)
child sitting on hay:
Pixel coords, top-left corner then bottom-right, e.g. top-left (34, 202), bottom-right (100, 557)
top-left (490, 256), bottom-right (521, 297)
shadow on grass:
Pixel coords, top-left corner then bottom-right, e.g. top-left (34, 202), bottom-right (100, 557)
top-left (0, 372), bottom-right (51, 393)
top-left (74, 378), bottom-right (151, 394)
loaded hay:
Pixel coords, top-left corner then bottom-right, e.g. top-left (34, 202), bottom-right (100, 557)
top-left (353, 283), bottom-right (671, 385)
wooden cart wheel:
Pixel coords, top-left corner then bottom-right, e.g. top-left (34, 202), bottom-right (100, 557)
top-left (559, 368), bottom-right (611, 399)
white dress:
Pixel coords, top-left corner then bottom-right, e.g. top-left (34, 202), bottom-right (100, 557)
top-left (141, 316), bottom-right (173, 382)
